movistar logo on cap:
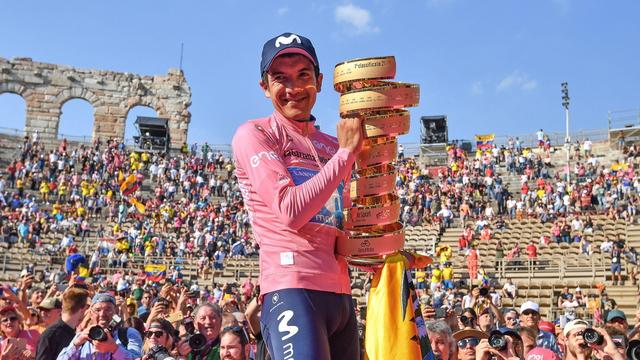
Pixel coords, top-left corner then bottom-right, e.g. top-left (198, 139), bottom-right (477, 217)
top-left (275, 34), bottom-right (301, 48)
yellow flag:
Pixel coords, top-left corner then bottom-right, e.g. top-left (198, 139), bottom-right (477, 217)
top-left (365, 253), bottom-right (434, 360)
top-left (129, 198), bottom-right (146, 214)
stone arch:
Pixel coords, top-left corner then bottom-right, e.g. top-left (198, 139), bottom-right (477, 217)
top-left (0, 90), bottom-right (28, 130)
top-left (125, 97), bottom-right (167, 118)
top-left (57, 97), bottom-right (96, 140)
top-left (54, 87), bottom-right (101, 107)
top-left (0, 57), bottom-right (191, 147)
top-left (0, 82), bottom-right (27, 97)
top-left (0, 81), bottom-right (34, 103)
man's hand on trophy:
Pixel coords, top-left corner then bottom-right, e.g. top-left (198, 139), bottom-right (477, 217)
top-left (337, 117), bottom-right (363, 154)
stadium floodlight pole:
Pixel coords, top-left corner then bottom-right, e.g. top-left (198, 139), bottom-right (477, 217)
top-left (561, 82), bottom-right (570, 184)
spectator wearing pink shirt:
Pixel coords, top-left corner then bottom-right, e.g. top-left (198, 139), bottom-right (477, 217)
top-left (0, 305), bottom-right (40, 359)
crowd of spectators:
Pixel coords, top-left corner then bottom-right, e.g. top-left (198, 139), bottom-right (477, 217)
top-left (0, 135), bottom-right (257, 275)
top-left (397, 131), bottom-right (639, 233)
top-left (0, 133), bottom-right (264, 359)
top-left (2, 130), bottom-right (640, 359)
top-left (0, 264), bottom-right (259, 359)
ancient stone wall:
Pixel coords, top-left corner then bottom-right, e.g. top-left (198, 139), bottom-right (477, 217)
top-left (0, 57), bottom-right (191, 147)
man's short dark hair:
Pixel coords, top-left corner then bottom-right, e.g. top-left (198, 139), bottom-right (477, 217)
top-left (220, 326), bottom-right (249, 347)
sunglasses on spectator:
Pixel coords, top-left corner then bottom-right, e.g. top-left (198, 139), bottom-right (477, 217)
top-left (457, 337), bottom-right (480, 349)
top-left (1, 316), bottom-right (18, 324)
top-left (505, 316), bottom-right (517, 321)
top-left (144, 330), bottom-right (165, 338)
top-left (522, 309), bottom-right (538, 316)
top-left (223, 325), bottom-right (249, 343)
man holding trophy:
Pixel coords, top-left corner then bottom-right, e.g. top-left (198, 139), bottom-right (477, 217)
top-left (232, 32), bottom-right (362, 360)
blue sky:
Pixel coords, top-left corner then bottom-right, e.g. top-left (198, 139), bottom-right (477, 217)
top-left (0, 0), bottom-right (638, 146)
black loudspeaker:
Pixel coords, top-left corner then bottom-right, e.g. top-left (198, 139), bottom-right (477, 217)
top-left (420, 115), bottom-right (448, 144)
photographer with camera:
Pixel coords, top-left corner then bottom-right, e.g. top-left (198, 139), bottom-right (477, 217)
top-left (453, 328), bottom-right (487, 360)
top-left (176, 303), bottom-right (222, 360)
top-left (57, 293), bottom-right (143, 360)
top-left (474, 329), bottom-right (522, 360)
top-left (563, 319), bottom-right (624, 360)
top-left (459, 308), bottom-right (479, 331)
top-left (141, 319), bottom-right (177, 360)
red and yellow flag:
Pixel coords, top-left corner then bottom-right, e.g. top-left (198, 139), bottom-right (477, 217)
top-left (119, 174), bottom-right (139, 196)
top-left (365, 252), bottom-right (434, 360)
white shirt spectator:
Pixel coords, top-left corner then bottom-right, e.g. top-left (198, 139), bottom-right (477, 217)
top-left (503, 282), bottom-right (517, 298)
top-left (571, 218), bottom-right (583, 231)
top-left (60, 234), bottom-right (74, 248)
top-left (484, 206), bottom-right (495, 219)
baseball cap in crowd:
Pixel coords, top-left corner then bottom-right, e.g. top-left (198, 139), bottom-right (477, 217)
top-left (563, 319), bottom-right (589, 337)
top-left (37, 297), bottom-right (62, 310)
top-left (520, 300), bottom-right (540, 314)
top-left (92, 293), bottom-right (116, 306)
top-left (260, 32), bottom-right (319, 76)
top-left (526, 347), bottom-right (561, 360)
top-left (0, 306), bottom-right (17, 315)
top-left (453, 329), bottom-right (488, 342)
top-left (606, 309), bottom-right (627, 323)
top-left (538, 321), bottom-right (555, 334)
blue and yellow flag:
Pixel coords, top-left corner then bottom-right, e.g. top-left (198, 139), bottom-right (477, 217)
top-left (475, 133), bottom-right (495, 150)
top-left (365, 253), bottom-right (434, 360)
top-left (145, 264), bottom-right (167, 282)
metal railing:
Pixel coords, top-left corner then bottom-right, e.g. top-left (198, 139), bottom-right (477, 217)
top-left (401, 129), bottom-right (609, 158)
top-left (492, 256), bottom-right (608, 282)
top-left (609, 108), bottom-right (640, 130)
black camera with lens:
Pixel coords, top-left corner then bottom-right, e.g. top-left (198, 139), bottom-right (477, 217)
top-left (146, 345), bottom-right (175, 360)
top-left (488, 331), bottom-right (507, 351)
top-left (628, 339), bottom-right (640, 360)
top-left (88, 316), bottom-right (123, 342)
top-left (581, 328), bottom-right (604, 347)
top-left (182, 317), bottom-right (210, 357)
top-left (88, 325), bottom-right (109, 342)
top-left (188, 333), bottom-right (208, 354)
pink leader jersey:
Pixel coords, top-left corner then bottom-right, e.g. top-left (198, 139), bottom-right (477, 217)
top-left (232, 111), bottom-right (355, 296)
